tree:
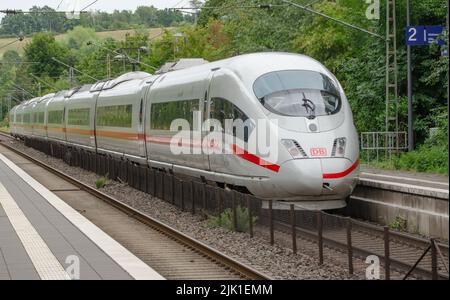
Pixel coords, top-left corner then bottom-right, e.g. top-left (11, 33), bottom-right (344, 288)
top-left (24, 33), bottom-right (71, 78)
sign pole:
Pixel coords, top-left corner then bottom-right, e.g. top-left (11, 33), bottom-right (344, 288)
top-left (407, 0), bottom-right (414, 151)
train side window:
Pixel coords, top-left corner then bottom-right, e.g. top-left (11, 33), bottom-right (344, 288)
top-left (150, 99), bottom-right (200, 130)
top-left (68, 108), bottom-right (90, 126)
top-left (48, 110), bottom-right (64, 125)
top-left (210, 98), bottom-right (250, 142)
top-left (96, 105), bottom-right (132, 128)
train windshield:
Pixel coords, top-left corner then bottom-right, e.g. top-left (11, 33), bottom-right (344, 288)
top-left (253, 70), bottom-right (341, 118)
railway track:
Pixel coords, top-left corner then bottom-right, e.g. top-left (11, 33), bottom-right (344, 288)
top-left (1, 130), bottom-right (448, 280)
top-left (0, 132), bottom-right (271, 280)
top-left (266, 217), bottom-right (448, 280)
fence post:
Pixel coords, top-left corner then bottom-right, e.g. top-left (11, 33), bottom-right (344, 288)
top-left (162, 173), bottom-right (166, 201)
top-left (180, 180), bottom-right (184, 211)
top-left (217, 188), bottom-right (223, 213)
top-left (191, 181), bottom-right (195, 215)
top-left (232, 191), bottom-right (238, 231)
top-left (152, 169), bottom-right (156, 196)
top-left (269, 200), bottom-right (274, 245)
top-left (346, 218), bottom-right (353, 275)
top-left (171, 175), bottom-right (175, 205)
top-left (246, 195), bottom-right (253, 238)
top-left (202, 183), bottom-right (207, 211)
top-left (290, 204), bottom-right (297, 254)
top-left (384, 226), bottom-right (391, 280)
top-left (317, 210), bottom-right (323, 265)
top-left (431, 238), bottom-right (438, 280)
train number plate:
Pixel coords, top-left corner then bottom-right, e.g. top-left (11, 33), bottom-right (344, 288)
top-left (310, 148), bottom-right (327, 157)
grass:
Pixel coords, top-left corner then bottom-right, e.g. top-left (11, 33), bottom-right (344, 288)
top-left (95, 177), bottom-right (107, 189)
top-left (208, 206), bottom-right (257, 233)
top-left (389, 216), bottom-right (408, 232)
top-left (0, 27), bottom-right (166, 58)
top-left (366, 145), bottom-right (449, 176)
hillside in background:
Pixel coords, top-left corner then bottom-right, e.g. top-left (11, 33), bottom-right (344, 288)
top-left (0, 28), bottom-right (166, 58)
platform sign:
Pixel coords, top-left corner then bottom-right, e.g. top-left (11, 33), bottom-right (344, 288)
top-left (406, 26), bottom-right (446, 46)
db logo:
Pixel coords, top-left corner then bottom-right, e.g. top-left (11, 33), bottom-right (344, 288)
top-left (310, 148), bottom-right (327, 157)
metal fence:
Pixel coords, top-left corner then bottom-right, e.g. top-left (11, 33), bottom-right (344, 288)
top-left (24, 137), bottom-right (449, 280)
top-left (361, 131), bottom-right (408, 162)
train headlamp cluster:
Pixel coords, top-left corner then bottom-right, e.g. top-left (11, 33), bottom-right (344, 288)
top-left (281, 139), bottom-right (308, 159)
top-left (331, 137), bottom-right (347, 157)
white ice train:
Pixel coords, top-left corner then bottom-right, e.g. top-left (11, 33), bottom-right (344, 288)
top-left (9, 53), bottom-right (360, 209)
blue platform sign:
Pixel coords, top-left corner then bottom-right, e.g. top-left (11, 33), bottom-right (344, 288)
top-left (406, 26), bottom-right (445, 46)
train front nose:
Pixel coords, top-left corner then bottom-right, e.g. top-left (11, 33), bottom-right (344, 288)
top-left (263, 157), bottom-right (359, 200)
top-left (273, 159), bottom-right (324, 196)
top-left (320, 158), bottom-right (360, 197)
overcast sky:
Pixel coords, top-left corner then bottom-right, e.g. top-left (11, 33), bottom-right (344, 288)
top-left (0, 0), bottom-right (194, 20)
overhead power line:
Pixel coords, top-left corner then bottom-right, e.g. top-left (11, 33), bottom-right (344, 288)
top-left (80, 0), bottom-right (100, 12)
top-left (0, 36), bottom-right (24, 51)
top-left (0, 9), bottom-right (89, 15)
top-left (51, 57), bottom-right (99, 82)
top-left (86, 40), bottom-right (158, 71)
top-left (280, 0), bottom-right (385, 40)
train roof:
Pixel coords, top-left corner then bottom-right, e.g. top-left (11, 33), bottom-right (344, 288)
top-left (159, 52), bottom-right (338, 89)
top-left (91, 72), bottom-right (152, 92)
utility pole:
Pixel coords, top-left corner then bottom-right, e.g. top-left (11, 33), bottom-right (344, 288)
top-left (447, 3), bottom-right (449, 155)
top-left (69, 66), bottom-right (75, 88)
top-left (385, 0), bottom-right (399, 154)
top-left (407, 0), bottom-right (414, 151)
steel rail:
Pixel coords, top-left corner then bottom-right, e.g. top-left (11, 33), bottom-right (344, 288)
top-left (1, 131), bottom-right (447, 280)
top-left (0, 134), bottom-right (271, 280)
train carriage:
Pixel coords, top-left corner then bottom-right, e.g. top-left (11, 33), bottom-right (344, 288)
top-left (95, 72), bottom-right (153, 163)
top-left (46, 90), bottom-right (69, 143)
top-left (145, 68), bottom-right (212, 173)
top-left (9, 106), bottom-right (17, 137)
top-left (22, 98), bottom-right (41, 137)
top-left (33, 93), bottom-right (55, 139)
top-left (64, 84), bottom-right (97, 150)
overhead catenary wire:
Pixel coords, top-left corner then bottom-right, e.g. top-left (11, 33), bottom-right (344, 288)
top-left (80, 0), bottom-right (100, 12)
top-left (9, 83), bottom-right (36, 98)
top-left (29, 73), bottom-right (59, 91)
top-left (0, 36), bottom-right (24, 51)
top-left (51, 57), bottom-right (99, 82)
top-left (280, 0), bottom-right (386, 41)
top-left (86, 40), bottom-right (158, 71)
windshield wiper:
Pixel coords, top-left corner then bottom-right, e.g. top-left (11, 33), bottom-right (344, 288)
top-left (301, 93), bottom-right (316, 120)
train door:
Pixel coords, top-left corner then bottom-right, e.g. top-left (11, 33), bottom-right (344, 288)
top-left (206, 70), bottom-right (251, 178)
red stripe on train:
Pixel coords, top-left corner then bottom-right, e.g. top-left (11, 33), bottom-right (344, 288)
top-left (231, 144), bottom-right (280, 173)
top-left (322, 159), bottom-right (360, 179)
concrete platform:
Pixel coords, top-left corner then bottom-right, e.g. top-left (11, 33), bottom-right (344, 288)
top-left (0, 153), bottom-right (163, 280)
top-left (360, 166), bottom-right (449, 196)
top-left (347, 166), bottom-right (449, 240)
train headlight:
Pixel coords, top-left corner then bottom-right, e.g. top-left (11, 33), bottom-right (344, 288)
top-left (281, 139), bottom-right (308, 158)
top-left (331, 137), bottom-right (347, 157)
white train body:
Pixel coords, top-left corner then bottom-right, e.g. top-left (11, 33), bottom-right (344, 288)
top-left (10, 53), bottom-right (360, 209)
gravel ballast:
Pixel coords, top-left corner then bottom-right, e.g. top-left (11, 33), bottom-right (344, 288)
top-left (5, 139), bottom-right (362, 279)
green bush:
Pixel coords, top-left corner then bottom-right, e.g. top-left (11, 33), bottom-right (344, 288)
top-left (208, 206), bottom-right (257, 233)
top-left (389, 216), bottom-right (408, 232)
top-left (391, 145), bottom-right (448, 175)
top-left (95, 177), bottom-right (107, 189)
